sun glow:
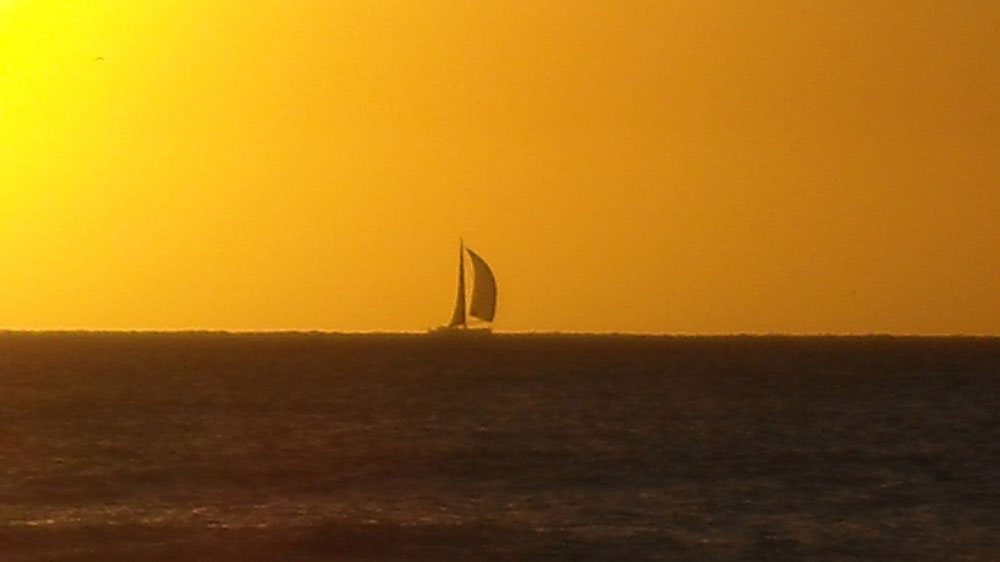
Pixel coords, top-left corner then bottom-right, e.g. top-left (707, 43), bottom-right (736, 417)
top-left (2, 2), bottom-right (998, 333)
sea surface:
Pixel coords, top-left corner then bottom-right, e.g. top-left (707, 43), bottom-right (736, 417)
top-left (0, 333), bottom-right (997, 561)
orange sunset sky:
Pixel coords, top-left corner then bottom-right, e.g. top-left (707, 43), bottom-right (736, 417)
top-left (1, 1), bottom-right (997, 333)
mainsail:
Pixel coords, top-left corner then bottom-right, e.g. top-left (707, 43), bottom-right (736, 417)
top-left (467, 248), bottom-right (497, 322)
top-left (448, 242), bottom-right (467, 327)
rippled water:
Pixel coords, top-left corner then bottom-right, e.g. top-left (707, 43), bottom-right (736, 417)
top-left (1, 333), bottom-right (998, 561)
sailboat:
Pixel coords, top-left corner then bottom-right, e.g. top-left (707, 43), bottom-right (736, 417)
top-left (430, 239), bottom-right (497, 334)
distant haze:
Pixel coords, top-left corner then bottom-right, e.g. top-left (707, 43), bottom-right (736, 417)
top-left (1, 1), bottom-right (997, 334)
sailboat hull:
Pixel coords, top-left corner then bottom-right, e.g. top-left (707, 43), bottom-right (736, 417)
top-left (427, 325), bottom-right (493, 337)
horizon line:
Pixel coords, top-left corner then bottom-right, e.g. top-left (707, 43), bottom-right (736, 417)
top-left (0, 329), bottom-right (997, 338)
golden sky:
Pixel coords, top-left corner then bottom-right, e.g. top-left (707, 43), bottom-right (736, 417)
top-left (1, 1), bottom-right (998, 333)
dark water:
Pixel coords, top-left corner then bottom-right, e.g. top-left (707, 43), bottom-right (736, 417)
top-left (1, 333), bottom-right (998, 561)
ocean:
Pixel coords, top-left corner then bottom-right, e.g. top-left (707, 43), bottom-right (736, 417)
top-left (1, 333), bottom-right (997, 561)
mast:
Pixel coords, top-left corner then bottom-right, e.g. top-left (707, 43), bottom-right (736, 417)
top-left (447, 239), bottom-right (466, 327)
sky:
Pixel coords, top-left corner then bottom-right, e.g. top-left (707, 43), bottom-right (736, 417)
top-left (1, 1), bottom-right (997, 334)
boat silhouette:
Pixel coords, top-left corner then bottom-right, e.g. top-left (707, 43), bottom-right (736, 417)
top-left (430, 239), bottom-right (497, 334)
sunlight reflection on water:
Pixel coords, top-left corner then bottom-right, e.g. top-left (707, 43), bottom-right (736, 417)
top-left (1, 334), bottom-right (998, 560)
